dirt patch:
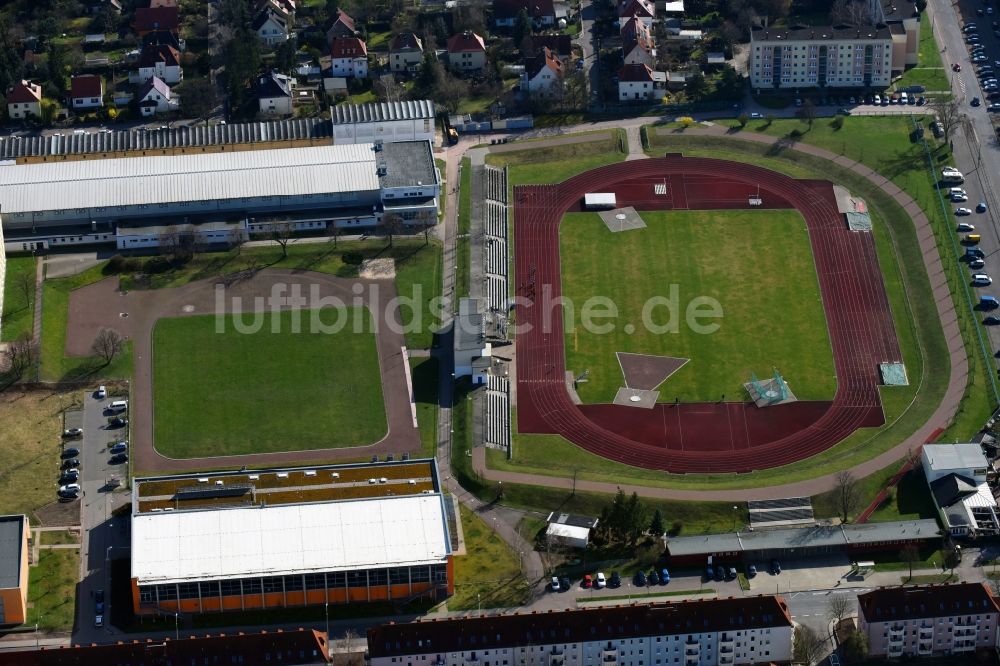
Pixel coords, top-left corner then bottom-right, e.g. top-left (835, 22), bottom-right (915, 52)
top-left (616, 352), bottom-right (688, 391)
top-left (34, 499), bottom-right (81, 527)
top-left (359, 258), bottom-right (396, 280)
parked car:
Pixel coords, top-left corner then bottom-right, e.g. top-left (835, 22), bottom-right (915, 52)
top-left (771, 559), bottom-right (782, 574)
top-left (550, 576), bottom-right (560, 591)
top-left (705, 565), bottom-right (714, 581)
top-left (596, 572), bottom-right (607, 589)
top-left (958, 223), bottom-right (976, 232)
top-left (59, 483), bottom-right (81, 493)
top-left (973, 273), bottom-right (993, 286)
top-left (94, 614), bottom-right (103, 628)
top-left (956, 207), bottom-right (974, 216)
top-left (728, 567), bottom-right (738, 580)
top-left (748, 564), bottom-right (758, 577)
top-left (750, 112), bottom-right (763, 119)
top-left (61, 458), bottom-right (80, 470)
top-left (953, 193), bottom-right (969, 202)
top-left (953, 63), bottom-right (963, 71)
top-left (582, 574), bottom-right (593, 588)
top-left (110, 442), bottom-right (128, 454)
top-left (109, 453), bottom-right (129, 464)
top-left (635, 570), bottom-right (647, 586)
top-left (62, 428), bottom-right (82, 438)
top-left (60, 448), bottom-right (80, 459)
top-left (972, 97), bottom-right (982, 107)
top-left (978, 202), bottom-right (989, 213)
top-left (660, 568), bottom-right (670, 584)
top-left (970, 258), bottom-right (987, 269)
top-left (985, 316), bottom-right (1000, 325)
top-left (59, 471), bottom-right (79, 484)
top-left (648, 570), bottom-right (659, 586)
top-left (714, 566), bottom-right (725, 581)
top-left (95, 589), bottom-right (105, 614)
top-left (559, 577), bottom-right (570, 592)
top-left (609, 571), bottom-right (621, 588)
top-left (108, 417), bottom-right (128, 427)
top-left (989, 103), bottom-right (1000, 112)
top-left (95, 385), bottom-right (106, 399)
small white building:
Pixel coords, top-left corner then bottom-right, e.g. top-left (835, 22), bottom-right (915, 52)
top-left (522, 47), bottom-right (564, 99)
top-left (618, 63), bottom-right (666, 101)
top-left (130, 43), bottom-right (183, 84)
top-left (255, 71), bottom-right (293, 116)
top-left (454, 298), bottom-right (492, 384)
top-left (70, 74), bottom-right (104, 109)
top-left (545, 512), bottom-right (597, 549)
top-left (389, 32), bottom-right (423, 73)
top-left (252, 7), bottom-right (290, 47)
top-left (447, 32), bottom-right (487, 73)
top-left (6, 80), bottom-right (42, 120)
top-left (136, 76), bottom-right (178, 116)
top-left (330, 100), bottom-right (436, 144)
top-left (923, 443), bottom-right (999, 536)
top-left (330, 37), bottom-right (368, 78)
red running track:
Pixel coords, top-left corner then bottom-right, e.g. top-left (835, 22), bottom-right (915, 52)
top-left (513, 156), bottom-right (901, 473)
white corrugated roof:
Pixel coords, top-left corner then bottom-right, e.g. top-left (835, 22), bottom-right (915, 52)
top-left (0, 143), bottom-right (380, 214)
top-left (131, 494), bottom-right (451, 584)
top-left (546, 523), bottom-right (591, 540)
top-left (924, 443), bottom-right (988, 472)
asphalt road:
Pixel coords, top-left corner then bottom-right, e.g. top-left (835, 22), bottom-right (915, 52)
top-left (936, 0), bottom-right (1000, 370)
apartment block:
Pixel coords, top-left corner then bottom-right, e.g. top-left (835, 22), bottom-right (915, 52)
top-left (748, 26), bottom-right (892, 91)
top-left (368, 597), bottom-right (794, 666)
top-left (858, 583), bottom-right (1000, 659)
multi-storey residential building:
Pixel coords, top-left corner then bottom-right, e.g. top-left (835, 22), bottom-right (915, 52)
top-left (447, 32), bottom-right (487, 72)
top-left (748, 25), bottom-right (893, 91)
top-left (858, 583), bottom-right (1000, 659)
top-left (368, 597), bottom-right (794, 666)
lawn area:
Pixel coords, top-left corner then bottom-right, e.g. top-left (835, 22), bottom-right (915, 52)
top-left (561, 210), bottom-right (835, 403)
top-left (450, 504), bottom-right (530, 610)
top-left (0, 389), bottom-right (81, 523)
top-left (26, 548), bottom-right (78, 631)
top-left (459, 157), bottom-right (472, 235)
top-left (2, 255), bottom-right (36, 342)
top-left (38, 530), bottom-right (79, 545)
top-left (894, 17), bottom-right (948, 93)
top-left (487, 125), bottom-right (941, 494)
top-left (118, 239), bottom-right (442, 350)
top-left (436, 158), bottom-right (447, 222)
top-left (870, 546), bottom-right (948, 572)
top-left (485, 130), bottom-right (628, 186)
top-left (411, 357), bottom-right (439, 458)
top-left (40, 261), bottom-right (133, 382)
top-left (152, 309), bottom-right (387, 457)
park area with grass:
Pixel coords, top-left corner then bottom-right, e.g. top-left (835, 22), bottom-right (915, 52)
top-left (26, 548), bottom-right (78, 631)
top-left (560, 210), bottom-right (835, 403)
top-left (152, 308), bottom-right (386, 458)
top-left (485, 130), bottom-right (628, 186)
top-left (1, 255), bottom-right (36, 342)
top-left (893, 17), bottom-right (949, 94)
top-left (450, 505), bottom-right (530, 610)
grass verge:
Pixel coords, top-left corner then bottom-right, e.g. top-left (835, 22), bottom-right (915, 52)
top-left (459, 157), bottom-right (472, 235)
top-left (411, 357), bottom-right (439, 458)
top-left (26, 548), bottom-right (78, 631)
top-left (577, 589), bottom-right (713, 602)
top-left (1, 255), bottom-right (36, 342)
top-left (486, 129), bottom-right (628, 186)
top-left (450, 504), bottom-right (530, 610)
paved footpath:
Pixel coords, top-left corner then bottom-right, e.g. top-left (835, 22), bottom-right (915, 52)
top-left (469, 124), bottom-right (968, 501)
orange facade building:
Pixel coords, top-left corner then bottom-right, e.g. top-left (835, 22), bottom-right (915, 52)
top-left (0, 514), bottom-right (29, 626)
top-left (130, 461), bottom-right (454, 616)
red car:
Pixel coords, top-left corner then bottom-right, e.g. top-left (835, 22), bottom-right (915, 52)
top-left (582, 574), bottom-right (593, 588)
top-left (953, 63), bottom-right (962, 72)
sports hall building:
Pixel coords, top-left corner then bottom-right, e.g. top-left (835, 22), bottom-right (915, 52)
top-left (130, 459), bottom-right (454, 616)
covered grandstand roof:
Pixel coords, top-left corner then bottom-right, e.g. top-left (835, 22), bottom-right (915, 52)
top-left (131, 493), bottom-right (452, 585)
top-left (0, 143), bottom-right (381, 214)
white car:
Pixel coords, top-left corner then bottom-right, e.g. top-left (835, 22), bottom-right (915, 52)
top-left (874, 94), bottom-right (881, 104)
top-left (970, 258), bottom-right (986, 269)
top-left (956, 207), bottom-right (973, 216)
top-left (952, 193), bottom-right (969, 202)
top-left (59, 483), bottom-right (81, 493)
top-left (950, 187), bottom-right (968, 196)
top-left (95, 385), bottom-right (106, 399)
top-left (94, 614), bottom-right (103, 628)
top-left (973, 273), bottom-right (993, 286)
top-left (551, 576), bottom-right (561, 592)
top-left (958, 223), bottom-right (976, 232)
top-left (596, 572), bottom-right (607, 589)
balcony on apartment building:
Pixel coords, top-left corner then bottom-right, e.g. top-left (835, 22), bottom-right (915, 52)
top-left (917, 640), bottom-right (934, 655)
top-left (954, 639), bottom-right (977, 653)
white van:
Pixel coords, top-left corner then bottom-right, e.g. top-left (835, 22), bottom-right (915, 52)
top-left (108, 400), bottom-right (128, 413)
top-left (900, 92), bottom-right (909, 104)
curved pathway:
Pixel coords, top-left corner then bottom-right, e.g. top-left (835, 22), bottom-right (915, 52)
top-left (472, 126), bottom-right (967, 499)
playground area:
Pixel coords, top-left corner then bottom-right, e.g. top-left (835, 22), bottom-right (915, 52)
top-left (513, 155), bottom-right (903, 473)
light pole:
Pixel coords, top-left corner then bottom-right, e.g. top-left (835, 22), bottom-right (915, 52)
top-left (325, 602), bottom-right (329, 640)
top-left (174, 612), bottom-right (179, 642)
top-left (732, 505), bottom-right (739, 531)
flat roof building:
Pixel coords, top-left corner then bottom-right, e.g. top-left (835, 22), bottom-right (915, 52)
top-left (922, 443), bottom-right (999, 536)
top-left (368, 597), bottom-right (795, 666)
top-left (130, 460), bottom-right (454, 616)
top-left (331, 100), bottom-right (436, 145)
top-left (666, 519), bottom-right (940, 565)
top-left (0, 515), bottom-right (29, 626)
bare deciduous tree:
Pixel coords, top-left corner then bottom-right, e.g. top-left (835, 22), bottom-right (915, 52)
top-left (383, 213), bottom-right (405, 248)
top-left (16, 269), bottom-right (33, 308)
top-left (91, 328), bottom-right (125, 366)
top-left (830, 0), bottom-right (871, 26)
top-left (264, 222), bottom-right (295, 259)
top-left (828, 593), bottom-right (852, 624)
top-left (835, 470), bottom-right (861, 522)
top-left (3, 334), bottom-right (36, 379)
top-left (930, 98), bottom-right (963, 145)
top-left (796, 99), bottom-right (817, 128)
top-left (792, 625), bottom-right (826, 666)
top-left (900, 544), bottom-right (921, 580)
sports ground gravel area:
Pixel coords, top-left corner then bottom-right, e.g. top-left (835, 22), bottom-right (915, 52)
top-left (561, 209), bottom-right (835, 403)
top-left (152, 308), bottom-right (387, 458)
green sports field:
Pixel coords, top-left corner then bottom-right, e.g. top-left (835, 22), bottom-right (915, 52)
top-left (560, 209), bottom-right (836, 403)
top-left (152, 308), bottom-right (387, 457)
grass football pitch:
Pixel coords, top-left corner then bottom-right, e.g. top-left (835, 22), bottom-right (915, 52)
top-left (560, 209), bottom-right (836, 403)
top-left (153, 308), bottom-right (387, 457)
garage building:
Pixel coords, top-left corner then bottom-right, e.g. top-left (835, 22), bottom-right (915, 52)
top-left (130, 460), bottom-right (454, 616)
